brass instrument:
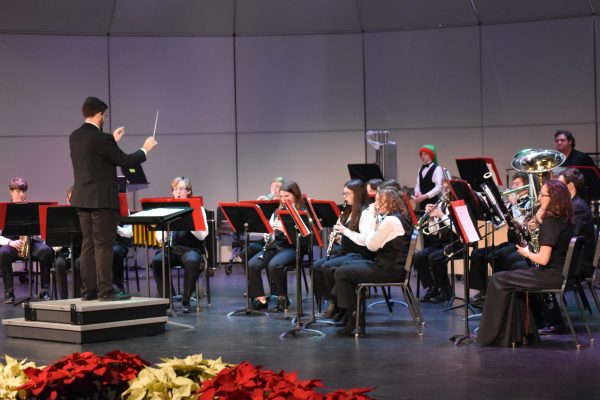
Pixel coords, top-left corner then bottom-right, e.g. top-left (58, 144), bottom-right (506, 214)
top-left (510, 148), bottom-right (566, 254)
top-left (16, 236), bottom-right (29, 259)
top-left (417, 167), bottom-right (453, 234)
top-left (501, 184), bottom-right (530, 197)
top-left (326, 202), bottom-right (347, 259)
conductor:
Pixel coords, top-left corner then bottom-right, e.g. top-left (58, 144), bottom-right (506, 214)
top-left (69, 97), bottom-right (157, 301)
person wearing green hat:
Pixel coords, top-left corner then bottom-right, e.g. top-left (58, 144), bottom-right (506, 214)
top-left (412, 144), bottom-right (443, 212)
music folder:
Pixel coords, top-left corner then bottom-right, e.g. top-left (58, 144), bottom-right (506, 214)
top-left (449, 200), bottom-right (481, 244)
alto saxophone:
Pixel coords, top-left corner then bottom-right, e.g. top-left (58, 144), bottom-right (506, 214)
top-left (326, 202), bottom-right (347, 259)
top-left (17, 236), bottom-right (29, 259)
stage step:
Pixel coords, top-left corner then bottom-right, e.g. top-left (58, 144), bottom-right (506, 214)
top-left (2, 297), bottom-right (169, 343)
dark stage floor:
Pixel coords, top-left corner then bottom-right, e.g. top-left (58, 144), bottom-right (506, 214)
top-left (1, 265), bottom-right (599, 400)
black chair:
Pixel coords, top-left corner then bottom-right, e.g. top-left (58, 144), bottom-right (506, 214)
top-left (583, 230), bottom-right (600, 313)
top-left (355, 231), bottom-right (424, 337)
top-left (511, 236), bottom-right (593, 349)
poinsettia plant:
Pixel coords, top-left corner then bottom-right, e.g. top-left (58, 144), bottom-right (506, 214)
top-left (196, 361), bottom-right (375, 400)
top-left (17, 350), bottom-right (148, 400)
top-left (0, 355), bottom-right (39, 400)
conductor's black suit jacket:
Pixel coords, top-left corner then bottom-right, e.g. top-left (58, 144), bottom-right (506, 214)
top-left (69, 123), bottom-right (146, 210)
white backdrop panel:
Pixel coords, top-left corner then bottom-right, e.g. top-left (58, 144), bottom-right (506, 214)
top-left (237, 131), bottom-right (365, 202)
top-left (109, 36), bottom-right (235, 135)
top-left (387, 128), bottom-right (483, 190)
top-left (0, 35), bottom-right (109, 136)
top-left (118, 133), bottom-right (237, 212)
top-left (364, 27), bottom-right (481, 130)
top-left (0, 136), bottom-right (72, 203)
top-left (235, 34), bottom-right (364, 133)
top-left (482, 17), bottom-right (594, 126)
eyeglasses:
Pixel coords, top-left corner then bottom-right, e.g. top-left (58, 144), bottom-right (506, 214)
top-left (539, 193), bottom-right (550, 197)
top-left (342, 192), bottom-right (353, 197)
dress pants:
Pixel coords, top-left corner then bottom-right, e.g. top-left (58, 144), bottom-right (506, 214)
top-left (0, 241), bottom-right (54, 295)
top-left (469, 243), bottom-right (516, 292)
top-left (335, 263), bottom-right (405, 313)
top-left (247, 248), bottom-right (296, 298)
top-left (152, 249), bottom-right (203, 304)
top-left (413, 247), bottom-right (451, 291)
top-left (477, 268), bottom-right (562, 347)
top-left (313, 253), bottom-right (369, 300)
top-left (77, 208), bottom-right (119, 297)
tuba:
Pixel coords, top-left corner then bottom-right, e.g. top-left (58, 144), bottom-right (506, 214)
top-left (510, 148), bottom-right (566, 254)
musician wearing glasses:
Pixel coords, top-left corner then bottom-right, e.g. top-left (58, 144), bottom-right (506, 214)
top-left (333, 188), bottom-right (413, 336)
top-left (468, 172), bottom-right (530, 304)
top-left (477, 180), bottom-right (574, 347)
top-left (151, 177), bottom-right (208, 314)
top-left (0, 178), bottom-right (54, 303)
top-left (313, 179), bottom-right (376, 321)
top-left (247, 180), bottom-right (306, 312)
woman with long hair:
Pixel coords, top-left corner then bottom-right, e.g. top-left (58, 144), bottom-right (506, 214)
top-left (313, 179), bottom-right (376, 319)
top-left (247, 180), bottom-right (305, 312)
top-left (477, 180), bottom-right (575, 347)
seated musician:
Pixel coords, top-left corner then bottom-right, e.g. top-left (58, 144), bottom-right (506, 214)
top-left (366, 178), bottom-right (383, 197)
top-left (313, 179), bottom-right (376, 320)
top-left (468, 172), bottom-right (530, 304)
top-left (477, 180), bottom-right (574, 347)
top-left (247, 180), bottom-right (306, 312)
top-left (333, 187), bottom-right (413, 336)
top-left (151, 177), bottom-right (208, 313)
top-left (54, 186), bottom-right (133, 299)
top-left (0, 178), bottom-right (54, 303)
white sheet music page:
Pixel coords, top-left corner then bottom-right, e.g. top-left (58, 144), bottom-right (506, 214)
top-left (131, 208), bottom-right (187, 217)
top-left (454, 204), bottom-right (480, 243)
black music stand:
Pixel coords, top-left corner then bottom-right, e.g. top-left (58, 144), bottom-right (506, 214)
top-left (347, 163), bottom-right (384, 181)
top-left (447, 200), bottom-right (481, 346)
top-left (219, 202), bottom-right (273, 317)
top-left (120, 164), bottom-right (149, 208)
top-left (277, 202), bottom-right (325, 339)
top-left (3, 202), bottom-right (55, 300)
top-left (42, 206), bottom-right (82, 299)
top-left (121, 207), bottom-right (193, 317)
top-left (305, 199), bottom-right (340, 260)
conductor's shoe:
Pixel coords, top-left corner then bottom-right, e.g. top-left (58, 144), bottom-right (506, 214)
top-left (98, 290), bottom-right (132, 302)
top-left (4, 292), bottom-right (15, 304)
top-left (39, 290), bottom-right (51, 301)
top-left (80, 291), bottom-right (98, 301)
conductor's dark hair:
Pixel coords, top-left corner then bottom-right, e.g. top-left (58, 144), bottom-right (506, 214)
top-left (82, 97), bottom-right (108, 118)
top-left (555, 130), bottom-right (575, 148)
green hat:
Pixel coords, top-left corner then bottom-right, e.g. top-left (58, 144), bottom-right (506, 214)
top-left (419, 144), bottom-right (437, 164)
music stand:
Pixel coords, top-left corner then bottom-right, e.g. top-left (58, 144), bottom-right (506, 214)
top-left (456, 157), bottom-right (503, 189)
top-left (40, 205), bottom-right (82, 299)
top-left (120, 164), bottom-right (149, 208)
top-left (447, 199), bottom-right (481, 346)
top-left (240, 200), bottom-right (280, 220)
top-left (2, 202), bottom-right (56, 299)
top-left (277, 200), bottom-right (325, 338)
top-left (121, 206), bottom-right (193, 317)
top-left (220, 202), bottom-right (273, 317)
top-left (347, 163), bottom-right (384, 181)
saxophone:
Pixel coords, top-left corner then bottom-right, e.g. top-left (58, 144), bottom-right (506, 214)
top-left (17, 236), bottom-right (29, 259)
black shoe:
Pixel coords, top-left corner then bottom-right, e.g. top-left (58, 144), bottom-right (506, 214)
top-left (98, 290), bottom-right (132, 301)
top-left (251, 299), bottom-right (268, 310)
top-left (470, 292), bottom-right (486, 305)
top-left (538, 324), bottom-right (567, 335)
top-left (321, 302), bottom-right (338, 319)
top-left (4, 292), bottom-right (14, 304)
top-left (421, 286), bottom-right (440, 302)
top-left (336, 311), bottom-right (364, 336)
top-left (332, 308), bottom-right (347, 323)
top-left (272, 296), bottom-right (290, 313)
top-left (430, 288), bottom-right (451, 304)
top-left (39, 290), bottom-right (51, 301)
top-left (81, 291), bottom-right (98, 301)
top-left (182, 302), bottom-right (191, 314)
top-left (334, 312), bottom-right (349, 327)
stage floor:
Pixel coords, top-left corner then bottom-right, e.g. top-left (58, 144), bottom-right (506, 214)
top-left (1, 265), bottom-right (599, 399)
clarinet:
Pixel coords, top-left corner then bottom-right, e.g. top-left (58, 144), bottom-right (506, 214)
top-left (326, 202), bottom-right (347, 259)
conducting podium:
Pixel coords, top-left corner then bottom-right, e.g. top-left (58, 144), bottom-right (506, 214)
top-left (0, 201), bottom-right (56, 300)
top-left (219, 202), bottom-right (273, 317)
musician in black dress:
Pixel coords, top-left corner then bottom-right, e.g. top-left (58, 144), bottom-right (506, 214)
top-left (247, 180), bottom-right (305, 312)
top-left (313, 179), bottom-right (376, 318)
top-left (151, 177), bottom-right (208, 313)
top-left (477, 180), bottom-right (574, 347)
top-left (333, 188), bottom-right (413, 336)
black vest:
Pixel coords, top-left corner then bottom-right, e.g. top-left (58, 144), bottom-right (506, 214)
top-left (418, 162), bottom-right (439, 207)
top-left (372, 212), bottom-right (412, 273)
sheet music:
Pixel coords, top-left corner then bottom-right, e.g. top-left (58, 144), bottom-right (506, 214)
top-left (454, 204), bottom-right (480, 243)
top-left (130, 208), bottom-right (187, 218)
